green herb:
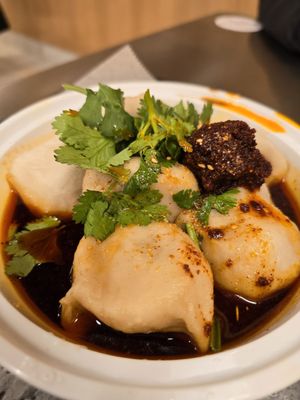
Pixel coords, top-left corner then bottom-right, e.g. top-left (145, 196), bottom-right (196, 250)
top-left (185, 223), bottom-right (199, 248)
top-left (5, 217), bottom-right (62, 277)
top-left (124, 152), bottom-right (161, 197)
top-left (63, 83), bottom-right (136, 143)
top-left (54, 85), bottom-right (213, 175)
top-left (73, 189), bottom-right (169, 241)
top-left (199, 102), bottom-right (213, 125)
top-left (173, 188), bottom-right (239, 225)
top-left (138, 96), bottom-right (199, 128)
top-left (173, 189), bottom-right (201, 209)
top-left (210, 316), bottom-right (222, 352)
top-left (53, 111), bottom-right (116, 171)
top-left (134, 89), bottom-right (195, 153)
top-left (197, 188), bottom-right (239, 226)
top-left (173, 101), bottom-right (199, 127)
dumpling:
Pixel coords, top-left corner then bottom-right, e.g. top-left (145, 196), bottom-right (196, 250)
top-left (83, 159), bottom-right (199, 222)
top-left (176, 187), bottom-right (300, 300)
top-left (255, 130), bottom-right (288, 185)
top-left (7, 134), bottom-right (84, 218)
top-left (82, 157), bottom-right (140, 193)
top-left (152, 163), bottom-right (199, 222)
top-left (60, 222), bottom-right (214, 353)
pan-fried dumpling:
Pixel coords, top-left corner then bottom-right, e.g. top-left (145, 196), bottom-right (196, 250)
top-left (7, 135), bottom-right (84, 218)
top-left (60, 222), bottom-right (214, 352)
top-left (176, 187), bottom-right (300, 300)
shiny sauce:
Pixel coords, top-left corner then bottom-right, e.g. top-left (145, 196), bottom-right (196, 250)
top-left (6, 182), bottom-right (300, 359)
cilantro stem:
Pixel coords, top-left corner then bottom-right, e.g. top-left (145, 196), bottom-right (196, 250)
top-left (210, 316), bottom-right (222, 352)
top-left (63, 84), bottom-right (87, 95)
top-left (185, 223), bottom-right (199, 248)
top-left (139, 120), bottom-right (151, 138)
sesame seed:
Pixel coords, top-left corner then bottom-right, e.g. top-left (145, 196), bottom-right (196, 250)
top-left (207, 164), bottom-right (214, 170)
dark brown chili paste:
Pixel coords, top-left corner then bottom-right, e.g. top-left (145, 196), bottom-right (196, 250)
top-left (183, 120), bottom-right (272, 194)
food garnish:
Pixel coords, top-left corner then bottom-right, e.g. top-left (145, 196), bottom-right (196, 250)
top-left (185, 223), bottom-right (200, 247)
top-left (5, 217), bottom-right (62, 277)
top-left (73, 189), bottom-right (169, 241)
top-left (210, 316), bottom-right (222, 352)
top-left (54, 84), bottom-right (207, 178)
top-left (199, 102), bottom-right (213, 125)
top-left (173, 188), bottom-right (239, 226)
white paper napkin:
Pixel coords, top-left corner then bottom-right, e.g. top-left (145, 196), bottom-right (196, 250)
top-left (75, 44), bottom-right (155, 87)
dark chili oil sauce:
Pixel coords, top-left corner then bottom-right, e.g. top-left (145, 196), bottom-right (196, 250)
top-left (7, 182), bottom-right (300, 358)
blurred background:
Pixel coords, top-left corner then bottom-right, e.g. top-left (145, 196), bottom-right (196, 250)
top-left (0, 0), bottom-right (258, 54)
top-left (0, 0), bottom-right (259, 87)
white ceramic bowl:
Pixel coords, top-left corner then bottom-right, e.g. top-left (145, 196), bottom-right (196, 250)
top-left (0, 81), bottom-right (300, 400)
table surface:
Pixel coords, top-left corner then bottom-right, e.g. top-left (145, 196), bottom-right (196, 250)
top-left (1, 14), bottom-right (300, 122)
top-left (1, 14), bottom-right (300, 400)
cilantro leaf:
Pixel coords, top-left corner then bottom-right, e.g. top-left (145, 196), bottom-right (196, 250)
top-left (157, 136), bottom-right (181, 162)
top-left (53, 111), bottom-right (116, 172)
top-left (138, 96), bottom-right (199, 128)
top-left (5, 217), bottom-right (63, 277)
top-left (197, 198), bottom-right (214, 227)
top-left (197, 189), bottom-right (239, 226)
top-left (173, 101), bottom-right (199, 127)
top-left (72, 189), bottom-right (169, 241)
top-left (185, 223), bottom-right (200, 248)
top-left (54, 85), bottom-right (202, 174)
top-left (73, 190), bottom-right (104, 223)
top-left (79, 88), bottom-right (103, 128)
top-left (19, 228), bottom-right (63, 264)
top-left (173, 189), bottom-right (201, 209)
top-left (117, 204), bottom-right (168, 226)
top-left (134, 90), bottom-right (195, 153)
top-left (64, 83), bottom-right (136, 143)
top-left (108, 147), bottom-right (133, 167)
top-left (199, 102), bottom-right (213, 125)
top-left (84, 201), bottom-right (116, 240)
top-left (134, 190), bottom-right (162, 206)
top-left (124, 156), bottom-right (161, 197)
top-left (25, 216), bottom-right (60, 231)
top-left (5, 253), bottom-right (36, 277)
top-left (173, 187), bottom-right (238, 225)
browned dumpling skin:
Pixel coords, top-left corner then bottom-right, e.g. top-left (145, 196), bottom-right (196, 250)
top-left (176, 187), bottom-right (300, 300)
top-left (60, 222), bottom-right (214, 353)
top-left (7, 135), bottom-right (84, 218)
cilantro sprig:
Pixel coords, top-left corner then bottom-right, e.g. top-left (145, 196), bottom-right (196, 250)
top-left (173, 188), bottom-right (239, 226)
top-left (5, 217), bottom-right (62, 277)
top-left (124, 151), bottom-right (161, 197)
top-left (73, 189), bottom-right (169, 241)
top-left (199, 102), bottom-right (213, 125)
top-left (173, 189), bottom-right (201, 209)
top-left (53, 111), bottom-right (117, 171)
top-left (53, 84), bottom-right (212, 176)
top-left (197, 189), bottom-right (239, 226)
top-left (62, 84), bottom-right (135, 142)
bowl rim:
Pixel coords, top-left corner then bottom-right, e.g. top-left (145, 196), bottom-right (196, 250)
top-left (0, 80), bottom-right (300, 400)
